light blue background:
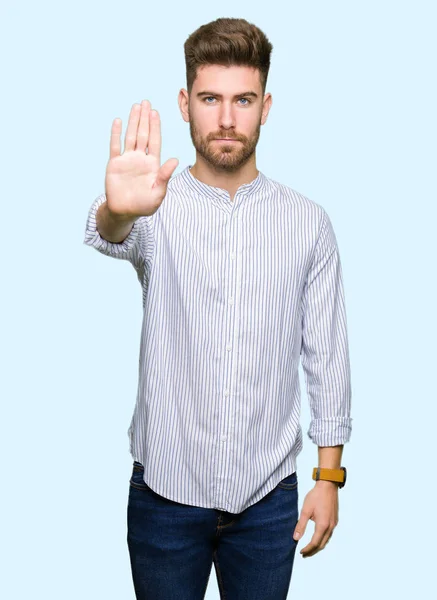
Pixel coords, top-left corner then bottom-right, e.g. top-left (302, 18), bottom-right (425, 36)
top-left (2, 1), bottom-right (435, 598)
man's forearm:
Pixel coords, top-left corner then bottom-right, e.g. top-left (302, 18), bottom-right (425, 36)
top-left (317, 445), bottom-right (343, 469)
top-left (96, 201), bottom-right (137, 243)
top-left (314, 445), bottom-right (344, 489)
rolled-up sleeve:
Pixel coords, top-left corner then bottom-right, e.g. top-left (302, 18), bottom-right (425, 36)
top-left (83, 193), bottom-right (154, 284)
top-left (300, 209), bottom-right (353, 446)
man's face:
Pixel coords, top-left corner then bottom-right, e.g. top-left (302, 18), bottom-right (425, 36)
top-left (181, 65), bottom-right (271, 173)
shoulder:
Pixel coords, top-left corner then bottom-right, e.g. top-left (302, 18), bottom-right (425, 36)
top-left (264, 175), bottom-right (328, 233)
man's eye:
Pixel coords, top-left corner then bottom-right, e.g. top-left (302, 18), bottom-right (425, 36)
top-left (203, 97), bottom-right (251, 105)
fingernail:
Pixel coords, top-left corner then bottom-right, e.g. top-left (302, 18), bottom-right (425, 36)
top-left (294, 532), bottom-right (300, 539)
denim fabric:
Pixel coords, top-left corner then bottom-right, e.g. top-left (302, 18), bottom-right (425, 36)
top-left (127, 461), bottom-right (299, 599)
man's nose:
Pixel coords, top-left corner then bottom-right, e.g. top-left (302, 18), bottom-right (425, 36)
top-left (218, 104), bottom-right (236, 129)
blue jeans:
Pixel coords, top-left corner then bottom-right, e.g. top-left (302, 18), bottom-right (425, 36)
top-left (127, 460), bottom-right (299, 599)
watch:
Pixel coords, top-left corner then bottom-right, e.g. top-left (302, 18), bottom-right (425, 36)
top-left (312, 466), bottom-right (347, 488)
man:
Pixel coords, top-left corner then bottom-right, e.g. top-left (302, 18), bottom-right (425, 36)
top-left (83, 16), bottom-right (352, 600)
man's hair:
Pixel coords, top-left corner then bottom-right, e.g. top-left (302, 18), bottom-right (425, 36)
top-left (184, 17), bottom-right (273, 97)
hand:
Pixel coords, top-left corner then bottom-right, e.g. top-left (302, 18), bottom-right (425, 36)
top-left (105, 100), bottom-right (179, 219)
top-left (293, 480), bottom-right (339, 558)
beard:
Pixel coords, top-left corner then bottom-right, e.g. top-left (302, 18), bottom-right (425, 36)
top-left (188, 114), bottom-right (261, 174)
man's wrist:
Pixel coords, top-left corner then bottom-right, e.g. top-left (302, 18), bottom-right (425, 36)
top-left (314, 479), bottom-right (340, 490)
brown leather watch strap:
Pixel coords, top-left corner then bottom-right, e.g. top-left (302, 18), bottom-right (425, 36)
top-left (312, 467), bottom-right (346, 487)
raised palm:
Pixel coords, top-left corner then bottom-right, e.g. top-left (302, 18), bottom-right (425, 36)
top-left (105, 100), bottom-right (179, 219)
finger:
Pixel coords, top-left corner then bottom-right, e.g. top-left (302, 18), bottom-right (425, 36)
top-left (306, 529), bottom-right (332, 556)
top-left (301, 536), bottom-right (331, 558)
top-left (300, 522), bottom-right (329, 556)
top-left (319, 529), bottom-right (334, 551)
top-left (293, 511), bottom-right (310, 541)
top-left (154, 158), bottom-right (179, 188)
top-left (124, 103), bottom-right (141, 152)
top-left (136, 100), bottom-right (151, 153)
top-left (109, 118), bottom-right (122, 159)
top-left (148, 109), bottom-right (161, 160)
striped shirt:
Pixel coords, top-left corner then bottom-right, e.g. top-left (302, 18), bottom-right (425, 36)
top-left (83, 165), bottom-right (352, 513)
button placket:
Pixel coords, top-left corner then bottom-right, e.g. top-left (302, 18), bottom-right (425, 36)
top-left (215, 203), bottom-right (240, 508)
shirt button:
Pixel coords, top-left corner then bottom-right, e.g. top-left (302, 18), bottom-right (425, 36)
top-left (228, 297), bottom-right (234, 305)
top-left (226, 344), bottom-right (232, 351)
top-left (224, 389), bottom-right (229, 396)
top-left (220, 434), bottom-right (227, 441)
top-left (230, 252), bottom-right (235, 260)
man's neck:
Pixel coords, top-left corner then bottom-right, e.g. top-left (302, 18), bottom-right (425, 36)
top-left (189, 158), bottom-right (259, 202)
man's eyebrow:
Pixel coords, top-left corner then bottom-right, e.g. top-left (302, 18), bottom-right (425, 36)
top-left (196, 90), bottom-right (259, 99)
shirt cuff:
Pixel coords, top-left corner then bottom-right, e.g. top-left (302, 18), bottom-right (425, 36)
top-left (83, 193), bottom-right (140, 256)
top-left (307, 417), bottom-right (353, 446)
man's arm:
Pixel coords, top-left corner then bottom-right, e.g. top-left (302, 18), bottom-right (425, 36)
top-left (300, 209), bottom-right (353, 447)
top-left (96, 200), bottom-right (138, 243)
top-left (318, 444), bottom-right (343, 469)
top-left (315, 445), bottom-right (344, 490)
top-left (83, 193), bottom-right (155, 285)
top-left (292, 209), bottom-right (352, 557)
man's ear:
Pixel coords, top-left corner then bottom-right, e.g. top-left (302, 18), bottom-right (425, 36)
top-left (178, 89), bottom-right (190, 123)
top-left (261, 93), bottom-right (273, 125)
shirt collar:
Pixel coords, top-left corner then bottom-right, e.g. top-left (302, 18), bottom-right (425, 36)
top-left (180, 164), bottom-right (268, 202)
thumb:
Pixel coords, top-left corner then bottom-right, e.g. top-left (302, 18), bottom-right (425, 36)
top-left (293, 511), bottom-right (310, 541)
top-left (155, 158), bottom-right (179, 189)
